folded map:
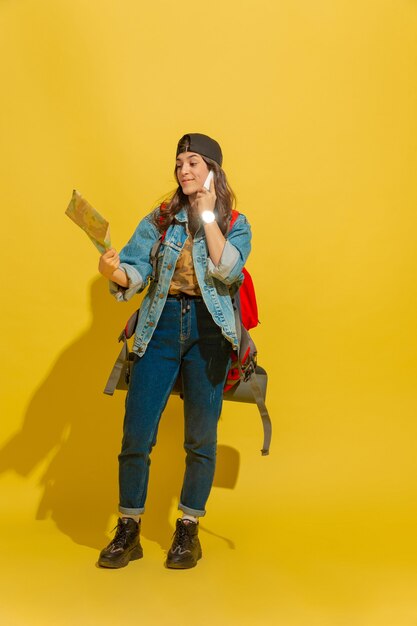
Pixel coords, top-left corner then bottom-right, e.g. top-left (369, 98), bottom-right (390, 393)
top-left (65, 189), bottom-right (111, 254)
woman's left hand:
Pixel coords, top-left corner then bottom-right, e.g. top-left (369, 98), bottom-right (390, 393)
top-left (194, 176), bottom-right (216, 216)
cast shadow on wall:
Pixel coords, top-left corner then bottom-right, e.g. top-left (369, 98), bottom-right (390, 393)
top-left (0, 277), bottom-right (240, 551)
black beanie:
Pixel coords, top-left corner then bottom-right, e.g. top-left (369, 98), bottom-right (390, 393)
top-left (176, 133), bottom-right (223, 167)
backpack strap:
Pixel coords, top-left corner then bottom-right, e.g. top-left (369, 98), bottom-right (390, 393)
top-left (150, 238), bottom-right (162, 279)
top-left (103, 338), bottom-right (129, 396)
top-left (150, 202), bottom-right (168, 281)
top-left (230, 234), bottom-right (271, 454)
top-left (249, 373), bottom-right (272, 455)
top-left (229, 209), bottom-right (239, 231)
top-left (103, 309), bottom-right (139, 395)
top-left (233, 300), bottom-right (272, 455)
top-left (106, 202), bottom-right (168, 394)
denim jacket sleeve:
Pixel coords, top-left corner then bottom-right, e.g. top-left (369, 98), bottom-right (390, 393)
top-left (109, 213), bottom-right (159, 302)
top-left (206, 212), bottom-right (252, 285)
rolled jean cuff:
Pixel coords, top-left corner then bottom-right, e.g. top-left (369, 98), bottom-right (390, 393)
top-left (119, 505), bottom-right (145, 516)
top-left (179, 502), bottom-right (206, 518)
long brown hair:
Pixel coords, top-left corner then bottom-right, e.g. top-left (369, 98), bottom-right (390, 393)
top-left (153, 156), bottom-right (236, 235)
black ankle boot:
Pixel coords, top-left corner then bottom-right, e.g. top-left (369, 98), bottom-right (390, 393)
top-left (166, 519), bottom-right (202, 569)
top-left (98, 517), bottom-right (143, 568)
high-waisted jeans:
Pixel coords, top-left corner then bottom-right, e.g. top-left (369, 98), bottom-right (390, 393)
top-left (118, 296), bottom-right (231, 517)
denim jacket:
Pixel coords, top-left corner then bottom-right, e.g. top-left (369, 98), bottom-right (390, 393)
top-left (110, 206), bottom-right (252, 355)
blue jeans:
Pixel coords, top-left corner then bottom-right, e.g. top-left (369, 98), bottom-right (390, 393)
top-left (118, 296), bottom-right (231, 517)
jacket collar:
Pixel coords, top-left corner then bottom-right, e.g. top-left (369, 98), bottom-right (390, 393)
top-left (173, 207), bottom-right (188, 223)
top-left (172, 207), bottom-right (205, 240)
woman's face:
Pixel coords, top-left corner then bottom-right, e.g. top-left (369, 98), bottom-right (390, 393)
top-left (175, 152), bottom-right (210, 196)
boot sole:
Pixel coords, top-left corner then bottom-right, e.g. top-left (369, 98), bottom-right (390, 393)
top-left (165, 550), bottom-right (202, 570)
top-left (98, 545), bottom-right (143, 569)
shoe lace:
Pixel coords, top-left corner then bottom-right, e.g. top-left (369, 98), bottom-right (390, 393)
top-left (110, 520), bottom-right (129, 548)
top-left (171, 522), bottom-right (191, 550)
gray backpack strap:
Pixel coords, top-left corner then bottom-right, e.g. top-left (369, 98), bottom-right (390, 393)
top-left (249, 373), bottom-right (272, 455)
top-left (150, 204), bottom-right (168, 281)
top-left (233, 294), bottom-right (272, 455)
top-left (124, 309), bottom-right (139, 339)
top-left (233, 296), bottom-right (242, 346)
top-left (103, 338), bottom-right (129, 396)
top-left (150, 238), bottom-right (162, 280)
top-left (103, 309), bottom-right (139, 396)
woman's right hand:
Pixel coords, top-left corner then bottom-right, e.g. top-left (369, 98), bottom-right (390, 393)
top-left (99, 248), bottom-right (120, 279)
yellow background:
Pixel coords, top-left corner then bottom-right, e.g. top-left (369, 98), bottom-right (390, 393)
top-left (1, 0), bottom-right (417, 624)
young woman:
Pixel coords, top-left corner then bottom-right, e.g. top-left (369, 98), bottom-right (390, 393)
top-left (97, 133), bottom-right (252, 569)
